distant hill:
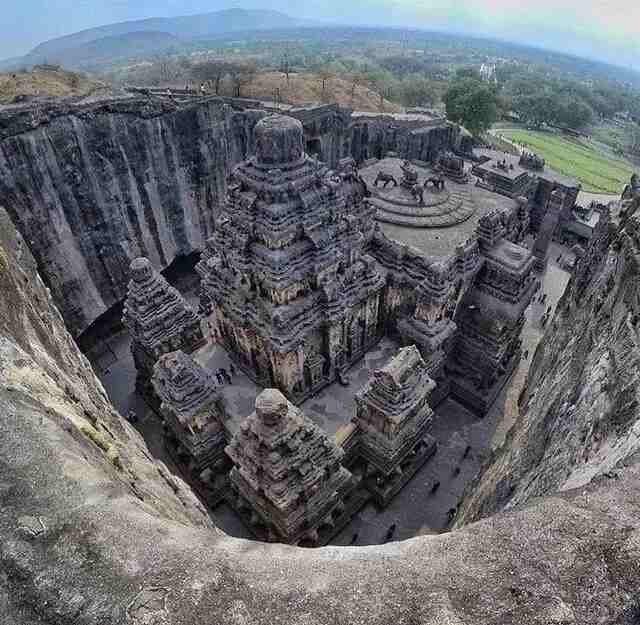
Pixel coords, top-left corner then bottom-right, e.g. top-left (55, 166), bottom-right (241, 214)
top-left (29, 9), bottom-right (305, 58)
top-left (32, 32), bottom-right (183, 70)
top-left (1, 9), bottom-right (310, 71)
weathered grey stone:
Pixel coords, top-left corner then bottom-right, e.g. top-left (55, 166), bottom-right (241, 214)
top-left (200, 113), bottom-right (385, 402)
top-left (225, 388), bottom-right (355, 545)
top-left (3, 206), bottom-right (640, 625)
top-left (123, 257), bottom-right (205, 403)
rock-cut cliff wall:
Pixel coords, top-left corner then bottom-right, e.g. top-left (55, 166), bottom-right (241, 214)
top-left (0, 97), bottom-right (264, 336)
top-left (459, 210), bottom-right (640, 523)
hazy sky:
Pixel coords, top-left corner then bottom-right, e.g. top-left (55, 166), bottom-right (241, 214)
top-left (2, 0), bottom-right (639, 70)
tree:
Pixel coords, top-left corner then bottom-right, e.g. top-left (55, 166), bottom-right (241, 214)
top-left (555, 96), bottom-right (594, 130)
top-left (192, 60), bottom-right (231, 95)
top-left (228, 61), bottom-right (257, 98)
top-left (400, 74), bottom-right (436, 108)
top-left (281, 48), bottom-right (291, 84)
top-left (513, 92), bottom-right (560, 128)
top-left (444, 76), bottom-right (499, 136)
top-left (347, 71), bottom-right (367, 104)
top-left (317, 65), bottom-right (335, 101)
top-left (151, 54), bottom-right (181, 85)
top-left (365, 69), bottom-right (394, 111)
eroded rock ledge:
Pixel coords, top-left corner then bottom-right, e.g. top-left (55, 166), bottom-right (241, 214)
top-left (2, 207), bottom-right (640, 622)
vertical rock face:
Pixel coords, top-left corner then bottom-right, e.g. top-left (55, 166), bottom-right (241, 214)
top-left (459, 209), bottom-right (640, 523)
top-left (0, 98), bottom-right (264, 336)
top-left (0, 207), bottom-right (212, 532)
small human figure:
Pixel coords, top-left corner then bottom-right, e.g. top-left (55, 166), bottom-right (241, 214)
top-left (431, 481), bottom-right (441, 494)
top-left (447, 507), bottom-right (457, 522)
top-left (385, 523), bottom-right (397, 542)
top-left (349, 532), bottom-right (359, 545)
top-left (230, 362), bottom-right (237, 377)
top-left (127, 410), bottom-right (138, 424)
top-left (224, 370), bottom-right (232, 385)
top-left (215, 370), bottom-right (224, 385)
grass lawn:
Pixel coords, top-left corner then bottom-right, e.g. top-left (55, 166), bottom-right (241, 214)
top-left (499, 129), bottom-right (635, 194)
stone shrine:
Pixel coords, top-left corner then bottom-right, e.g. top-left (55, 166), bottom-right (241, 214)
top-left (225, 388), bottom-right (358, 545)
top-left (152, 350), bottom-right (230, 505)
top-left (122, 258), bottom-right (205, 405)
top-left (436, 152), bottom-right (468, 183)
top-left (448, 211), bottom-right (537, 414)
top-left (199, 114), bottom-right (386, 402)
top-left (352, 346), bottom-right (438, 505)
top-left (397, 262), bottom-right (468, 406)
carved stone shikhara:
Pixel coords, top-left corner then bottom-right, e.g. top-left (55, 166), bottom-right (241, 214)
top-left (199, 114), bottom-right (386, 402)
top-left (123, 257), bottom-right (205, 405)
top-left (152, 350), bottom-right (230, 505)
top-left (352, 346), bottom-right (438, 505)
top-left (225, 388), bottom-right (357, 545)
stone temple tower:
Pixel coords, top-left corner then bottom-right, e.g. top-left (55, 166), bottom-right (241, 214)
top-left (123, 257), bottom-right (205, 404)
top-left (199, 114), bottom-right (385, 402)
top-left (353, 345), bottom-right (438, 505)
top-left (225, 388), bottom-right (356, 545)
top-left (152, 350), bottom-right (229, 505)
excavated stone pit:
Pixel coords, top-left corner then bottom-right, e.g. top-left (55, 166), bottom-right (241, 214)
top-left (2, 96), bottom-right (640, 624)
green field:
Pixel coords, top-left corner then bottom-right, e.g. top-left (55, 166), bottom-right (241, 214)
top-left (500, 129), bottom-right (635, 194)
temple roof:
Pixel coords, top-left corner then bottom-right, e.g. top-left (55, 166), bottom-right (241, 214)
top-left (226, 389), bottom-right (346, 510)
top-left (122, 257), bottom-right (200, 353)
top-left (152, 350), bottom-right (220, 428)
top-left (356, 345), bottom-right (436, 425)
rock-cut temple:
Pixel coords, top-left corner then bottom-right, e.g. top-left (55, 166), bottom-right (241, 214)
top-left (123, 112), bottom-right (543, 545)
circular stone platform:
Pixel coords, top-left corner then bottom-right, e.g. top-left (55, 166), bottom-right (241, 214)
top-left (360, 158), bottom-right (476, 228)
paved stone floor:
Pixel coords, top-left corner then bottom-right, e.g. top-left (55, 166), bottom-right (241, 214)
top-left (81, 243), bottom-right (573, 546)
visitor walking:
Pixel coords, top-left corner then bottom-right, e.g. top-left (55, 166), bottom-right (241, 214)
top-left (384, 523), bottom-right (397, 542)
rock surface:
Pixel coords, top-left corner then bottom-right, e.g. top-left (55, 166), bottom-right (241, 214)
top-left (3, 196), bottom-right (640, 621)
top-left (0, 97), bottom-right (265, 336)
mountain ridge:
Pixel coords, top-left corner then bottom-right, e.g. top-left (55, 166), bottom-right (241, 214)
top-left (0, 8), bottom-right (310, 70)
